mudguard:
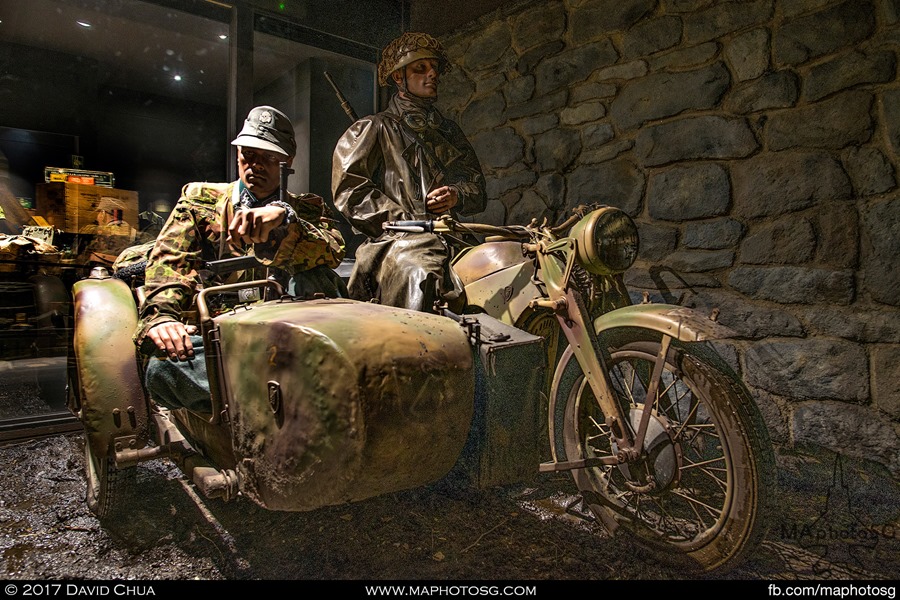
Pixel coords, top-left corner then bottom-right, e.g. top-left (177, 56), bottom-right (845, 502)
top-left (594, 302), bottom-right (737, 342)
top-left (214, 298), bottom-right (476, 511)
top-left (72, 271), bottom-right (148, 459)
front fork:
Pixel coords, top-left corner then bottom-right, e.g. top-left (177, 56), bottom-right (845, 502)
top-left (530, 242), bottom-right (668, 473)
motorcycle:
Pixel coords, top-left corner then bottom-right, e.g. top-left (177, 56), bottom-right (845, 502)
top-left (69, 203), bottom-right (774, 577)
top-left (387, 205), bottom-right (775, 575)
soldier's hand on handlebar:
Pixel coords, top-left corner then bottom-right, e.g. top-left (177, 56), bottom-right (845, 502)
top-left (426, 185), bottom-right (458, 214)
top-left (147, 321), bottom-right (199, 361)
top-left (228, 205), bottom-right (286, 246)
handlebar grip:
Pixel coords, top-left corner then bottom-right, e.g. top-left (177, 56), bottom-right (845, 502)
top-left (383, 220), bottom-right (435, 233)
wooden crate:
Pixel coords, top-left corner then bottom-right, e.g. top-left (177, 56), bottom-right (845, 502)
top-left (35, 183), bottom-right (139, 234)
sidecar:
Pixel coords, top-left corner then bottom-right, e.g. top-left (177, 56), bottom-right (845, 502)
top-left (69, 267), bottom-right (546, 518)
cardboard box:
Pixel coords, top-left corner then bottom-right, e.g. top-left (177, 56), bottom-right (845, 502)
top-left (35, 183), bottom-right (139, 234)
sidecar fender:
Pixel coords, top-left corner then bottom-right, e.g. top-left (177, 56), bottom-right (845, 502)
top-left (594, 303), bottom-right (737, 342)
top-left (72, 272), bottom-right (148, 460)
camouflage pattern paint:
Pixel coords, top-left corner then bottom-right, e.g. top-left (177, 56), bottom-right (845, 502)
top-left (214, 298), bottom-right (475, 511)
top-left (72, 273), bottom-right (148, 458)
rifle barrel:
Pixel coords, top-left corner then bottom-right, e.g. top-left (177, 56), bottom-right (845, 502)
top-left (324, 71), bottom-right (359, 122)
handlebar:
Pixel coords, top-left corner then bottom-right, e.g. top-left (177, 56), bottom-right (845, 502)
top-left (383, 218), bottom-right (530, 240)
top-left (383, 220), bottom-right (436, 233)
top-left (382, 204), bottom-right (615, 243)
top-left (196, 279), bottom-right (284, 326)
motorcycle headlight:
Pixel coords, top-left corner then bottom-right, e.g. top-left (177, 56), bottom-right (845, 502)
top-left (569, 207), bottom-right (639, 275)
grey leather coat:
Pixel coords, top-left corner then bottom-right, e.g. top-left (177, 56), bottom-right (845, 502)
top-left (332, 94), bottom-right (486, 311)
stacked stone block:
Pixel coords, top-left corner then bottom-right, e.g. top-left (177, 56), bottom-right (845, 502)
top-left (437, 0), bottom-right (900, 475)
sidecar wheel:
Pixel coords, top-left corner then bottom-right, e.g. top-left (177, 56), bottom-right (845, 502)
top-left (84, 436), bottom-right (133, 520)
top-left (555, 330), bottom-right (774, 576)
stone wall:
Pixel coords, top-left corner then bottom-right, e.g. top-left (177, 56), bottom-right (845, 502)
top-left (436, 0), bottom-right (900, 475)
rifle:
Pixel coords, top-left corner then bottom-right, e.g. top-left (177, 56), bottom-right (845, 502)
top-left (205, 254), bottom-right (263, 275)
top-left (279, 160), bottom-right (294, 205)
top-left (324, 71), bottom-right (358, 123)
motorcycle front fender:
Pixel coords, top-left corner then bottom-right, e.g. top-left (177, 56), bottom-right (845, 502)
top-left (594, 303), bottom-right (737, 342)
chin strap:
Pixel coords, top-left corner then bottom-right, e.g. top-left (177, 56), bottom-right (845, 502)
top-left (396, 71), bottom-right (436, 103)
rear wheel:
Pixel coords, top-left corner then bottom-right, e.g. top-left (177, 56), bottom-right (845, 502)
top-left (554, 329), bottom-right (774, 575)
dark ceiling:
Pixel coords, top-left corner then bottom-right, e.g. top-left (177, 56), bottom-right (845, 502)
top-left (409, 0), bottom-right (507, 37)
top-left (0, 0), bottom-right (508, 107)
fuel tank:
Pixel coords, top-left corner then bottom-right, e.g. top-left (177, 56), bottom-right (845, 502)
top-left (214, 298), bottom-right (475, 511)
top-left (452, 241), bottom-right (538, 326)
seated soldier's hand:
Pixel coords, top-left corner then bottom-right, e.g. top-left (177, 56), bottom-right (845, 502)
top-left (426, 186), bottom-right (458, 214)
top-left (228, 205), bottom-right (287, 246)
top-left (148, 321), bottom-right (198, 361)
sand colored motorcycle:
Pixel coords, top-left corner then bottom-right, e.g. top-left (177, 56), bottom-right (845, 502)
top-left (69, 203), bottom-right (773, 577)
top-left (385, 204), bottom-right (775, 574)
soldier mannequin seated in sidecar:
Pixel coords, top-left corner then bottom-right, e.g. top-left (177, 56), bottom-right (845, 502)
top-left (125, 105), bottom-right (346, 413)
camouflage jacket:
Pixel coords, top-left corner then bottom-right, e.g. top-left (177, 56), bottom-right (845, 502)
top-left (133, 180), bottom-right (345, 345)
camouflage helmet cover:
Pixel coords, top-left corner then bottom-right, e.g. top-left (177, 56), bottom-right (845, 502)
top-left (377, 32), bottom-right (452, 87)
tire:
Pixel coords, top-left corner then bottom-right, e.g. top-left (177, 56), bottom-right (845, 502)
top-left (84, 436), bottom-right (133, 520)
top-left (553, 328), bottom-right (774, 576)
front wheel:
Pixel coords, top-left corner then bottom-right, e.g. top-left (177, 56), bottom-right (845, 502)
top-left (553, 329), bottom-right (774, 575)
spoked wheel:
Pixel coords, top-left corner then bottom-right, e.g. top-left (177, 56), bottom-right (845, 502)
top-left (553, 329), bottom-right (774, 576)
top-left (84, 436), bottom-right (133, 520)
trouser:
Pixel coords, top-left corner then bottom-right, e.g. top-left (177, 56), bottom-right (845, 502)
top-left (144, 335), bottom-right (211, 412)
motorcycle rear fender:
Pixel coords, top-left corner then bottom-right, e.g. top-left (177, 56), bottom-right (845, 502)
top-left (594, 303), bottom-right (737, 342)
top-left (72, 274), bottom-right (149, 460)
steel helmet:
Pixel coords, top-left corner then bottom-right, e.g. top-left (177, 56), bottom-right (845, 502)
top-left (377, 32), bottom-right (451, 87)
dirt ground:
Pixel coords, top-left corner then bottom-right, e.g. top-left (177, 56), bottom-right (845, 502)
top-left (0, 432), bottom-right (898, 582)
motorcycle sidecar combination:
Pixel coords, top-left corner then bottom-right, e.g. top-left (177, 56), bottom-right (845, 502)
top-left (70, 270), bottom-right (546, 518)
top-left (70, 203), bottom-right (775, 577)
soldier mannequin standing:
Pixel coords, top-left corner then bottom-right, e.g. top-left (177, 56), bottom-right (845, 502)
top-left (332, 32), bottom-right (486, 313)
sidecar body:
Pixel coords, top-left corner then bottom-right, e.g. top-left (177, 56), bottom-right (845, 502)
top-left (70, 268), bottom-right (545, 515)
